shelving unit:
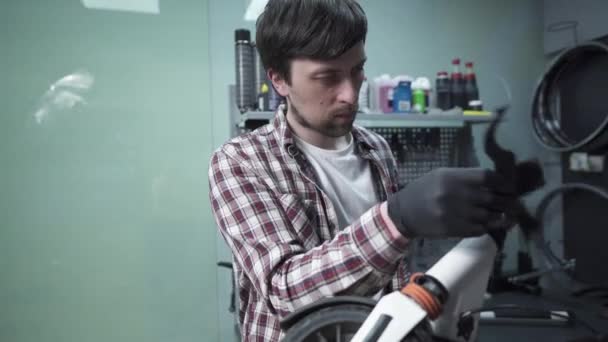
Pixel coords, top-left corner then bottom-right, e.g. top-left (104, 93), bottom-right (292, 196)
top-left (237, 109), bottom-right (495, 129)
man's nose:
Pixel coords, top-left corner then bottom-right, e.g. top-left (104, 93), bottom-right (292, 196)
top-left (336, 78), bottom-right (359, 105)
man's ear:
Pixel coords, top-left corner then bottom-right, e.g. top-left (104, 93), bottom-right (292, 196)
top-left (267, 69), bottom-right (289, 97)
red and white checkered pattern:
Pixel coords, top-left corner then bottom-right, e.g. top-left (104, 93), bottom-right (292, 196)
top-left (208, 108), bottom-right (411, 341)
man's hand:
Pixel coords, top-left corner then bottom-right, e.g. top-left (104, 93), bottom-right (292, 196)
top-left (387, 168), bottom-right (517, 239)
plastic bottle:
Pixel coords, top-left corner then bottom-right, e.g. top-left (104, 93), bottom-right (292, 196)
top-left (392, 76), bottom-right (413, 113)
top-left (415, 77), bottom-right (432, 112)
top-left (435, 71), bottom-right (451, 110)
top-left (464, 62), bottom-right (480, 110)
top-left (358, 78), bottom-right (370, 113)
top-left (412, 77), bottom-right (431, 113)
top-left (468, 99), bottom-right (483, 111)
top-left (411, 78), bottom-right (426, 113)
top-left (268, 84), bottom-right (282, 111)
top-left (258, 83), bottom-right (269, 111)
top-left (372, 74), bottom-right (394, 113)
top-left (412, 88), bottom-right (425, 113)
top-left (450, 58), bottom-right (466, 110)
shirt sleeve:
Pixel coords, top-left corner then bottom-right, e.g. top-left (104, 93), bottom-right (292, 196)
top-left (377, 136), bottom-right (412, 291)
top-left (208, 147), bottom-right (409, 318)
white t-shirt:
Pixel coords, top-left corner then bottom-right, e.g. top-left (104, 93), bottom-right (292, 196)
top-left (294, 134), bottom-right (379, 230)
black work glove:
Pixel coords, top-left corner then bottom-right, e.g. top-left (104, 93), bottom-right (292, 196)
top-left (387, 167), bottom-right (517, 239)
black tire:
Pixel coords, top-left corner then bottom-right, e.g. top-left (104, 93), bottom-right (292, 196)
top-left (282, 304), bottom-right (371, 342)
top-left (282, 303), bottom-right (436, 342)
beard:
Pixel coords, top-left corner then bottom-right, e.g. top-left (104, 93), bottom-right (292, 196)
top-left (288, 99), bottom-right (357, 138)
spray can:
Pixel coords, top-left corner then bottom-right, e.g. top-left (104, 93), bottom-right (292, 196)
top-left (235, 29), bottom-right (255, 113)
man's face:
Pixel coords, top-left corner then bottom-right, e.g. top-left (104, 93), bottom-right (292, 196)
top-left (271, 41), bottom-right (366, 138)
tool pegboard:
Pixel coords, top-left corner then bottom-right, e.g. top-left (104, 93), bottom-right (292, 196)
top-left (368, 126), bottom-right (477, 186)
top-left (367, 125), bottom-right (478, 273)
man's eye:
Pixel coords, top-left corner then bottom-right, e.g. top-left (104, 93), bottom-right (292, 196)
top-left (318, 75), bottom-right (340, 85)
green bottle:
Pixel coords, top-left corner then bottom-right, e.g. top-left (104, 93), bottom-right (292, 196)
top-left (413, 88), bottom-right (426, 113)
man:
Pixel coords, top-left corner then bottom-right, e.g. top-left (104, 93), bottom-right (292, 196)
top-left (208, 0), bottom-right (516, 340)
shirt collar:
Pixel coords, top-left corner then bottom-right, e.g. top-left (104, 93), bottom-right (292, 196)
top-left (272, 104), bottom-right (296, 150)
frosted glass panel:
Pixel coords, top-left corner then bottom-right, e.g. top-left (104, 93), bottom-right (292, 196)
top-left (1, 1), bottom-right (218, 341)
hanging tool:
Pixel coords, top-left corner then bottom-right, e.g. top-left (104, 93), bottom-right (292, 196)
top-left (483, 105), bottom-right (545, 241)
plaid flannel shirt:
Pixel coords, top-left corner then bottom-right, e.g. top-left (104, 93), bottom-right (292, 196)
top-left (209, 108), bottom-right (411, 341)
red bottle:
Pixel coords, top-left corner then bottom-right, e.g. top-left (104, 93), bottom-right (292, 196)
top-left (435, 71), bottom-right (451, 110)
top-left (464, 62), bottom-right (479, 110)
top-left (450, 58), bottom-right (466, 109)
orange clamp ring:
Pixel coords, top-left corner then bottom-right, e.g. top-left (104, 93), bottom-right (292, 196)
top-left (400, 272), bottom-right (442, 320)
